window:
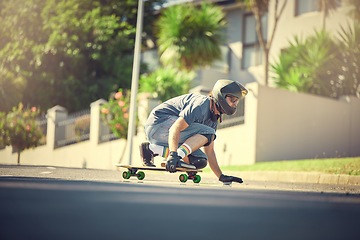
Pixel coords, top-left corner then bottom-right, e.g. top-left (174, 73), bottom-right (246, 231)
top-left (295, 0), bottom-right (342, 16)
top-left (295, 0), bottom-right (317, 16)
top-left (242, 13), bottom-right (267, 69)
top-left (212, 45), bottom-right (230, 72)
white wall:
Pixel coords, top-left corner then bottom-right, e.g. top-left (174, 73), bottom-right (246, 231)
top-left (0, 99), bottom-right (145, 170)
top-left (268, 0), bottom-right (353, 67)
top-left (255, 85), bottom-right (360, 162)
top-left (345, 96), bottom-right (360, 157)
top-left (1, 83), bottom-right (359, 168)
top-left (211, 83), bottom-right (360, 165)
top-left (214, 82), bottom-right (259, 165)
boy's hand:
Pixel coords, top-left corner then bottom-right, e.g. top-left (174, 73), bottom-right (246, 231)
top-left (219, 174), bottom-right (243, 183)
top-left (166, 151), bottom-right (180, 173)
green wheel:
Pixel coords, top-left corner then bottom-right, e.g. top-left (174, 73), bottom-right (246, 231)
top-left (193, 175), bottom-right (201, 183)
top-left (137, 171), bottom-right (145, 180)
top-left (122, 171), bottom-right (131, 179)
top-left (179, 174), bottom-right (188, 183)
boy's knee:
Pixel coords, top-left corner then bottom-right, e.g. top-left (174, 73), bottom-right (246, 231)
top-left (188, 155), bottom-right (208, 169)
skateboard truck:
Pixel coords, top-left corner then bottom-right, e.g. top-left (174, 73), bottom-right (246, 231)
top-left (179, 171), bottom-right (201, 183)
top-left (122, 168), bottom-right (145, 181)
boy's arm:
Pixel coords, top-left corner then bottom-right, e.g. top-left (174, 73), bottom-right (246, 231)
top-left (204, 141), bottom-right (243, 183)
top-left (204, 142), bottom-right (222, 179)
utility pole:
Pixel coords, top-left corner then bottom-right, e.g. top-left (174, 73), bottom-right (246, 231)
top-left (127, 0), bottom-right (144, 165)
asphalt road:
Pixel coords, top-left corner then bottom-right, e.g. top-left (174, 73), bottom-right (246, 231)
top-left (1, 165), bottom-right (360, 240)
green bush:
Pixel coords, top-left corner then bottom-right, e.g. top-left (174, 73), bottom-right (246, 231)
top-left (0, 112), bottom-right (9, 148)
top-left (0, 103), bottom-right (43, 164)
top-left (156, 2), bottom-right (226, 70)
top-left (272, 26), bottom-right (360, 99)
top-left (139, 67), bottom-right (195, 102)
top-left (100, 89), bottom-right (130, 139)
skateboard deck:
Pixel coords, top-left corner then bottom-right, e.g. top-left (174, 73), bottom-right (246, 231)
top-left (116, 164), bottom-right (202, 183)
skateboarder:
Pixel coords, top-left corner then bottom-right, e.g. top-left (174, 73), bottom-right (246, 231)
top-left (140, 79), bottom-right (247, 184)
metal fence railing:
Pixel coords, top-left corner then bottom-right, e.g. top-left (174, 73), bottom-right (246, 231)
top-left (36, 115), bottom-right (48, 146)
top-left (55, 109), bottom-right (91, 148)
top-left (98, 118), bottom-right (119, 144)
top-left (0, 99), bottom-right (245, 151)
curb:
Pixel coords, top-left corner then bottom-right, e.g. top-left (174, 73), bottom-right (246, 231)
top-left (227, 171), bottom-right (360, 186)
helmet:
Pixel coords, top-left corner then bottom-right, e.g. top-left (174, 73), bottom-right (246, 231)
top-left (212, 79), bottom-right (248, 115)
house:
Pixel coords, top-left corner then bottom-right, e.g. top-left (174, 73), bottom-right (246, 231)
top-left (144, 0), bottom-right (352, 90)
top-left (142, 0), bottom-right (360, 164)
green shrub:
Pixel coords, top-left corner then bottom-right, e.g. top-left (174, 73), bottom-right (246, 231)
top-left (139, 67), bottom-right (195, 102)
top-left (100, 89), bottom-right (130, 139)
top-left (0, 103), bottom-right (43, 164)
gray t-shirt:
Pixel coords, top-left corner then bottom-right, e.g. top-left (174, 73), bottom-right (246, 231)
top-left (145, 93), bottom-right (218, 131)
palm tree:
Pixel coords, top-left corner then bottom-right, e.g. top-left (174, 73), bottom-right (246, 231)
top-left (346, 0), bottom-right (360, 22)
top-left (156, 2), bottom-right (226, 70)
top-left (338, 22), bottom-right (360, 97)
top-left (318, 0), bottom-right (338, 30)
top-left (242, 0), bottom-right (287, 86)
top-left (271, 30), bottom-right (342, 98)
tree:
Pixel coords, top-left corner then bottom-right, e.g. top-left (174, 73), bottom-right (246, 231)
top-left (156, 2), bottom-right (226, 70)
top-left (337, 22), bottom-right (360, 98)
top-left (100, 89), bottom-right (131, 140)
top-left (0, 112), bottom-right (9, 148)
top-left (272, 31), bottom-right (341, 97)
top-left (139, 66), bottom-right (195, 102)
top-left (0, 0), bottom-right (45, 112)
top-left (0, 67), bottom-right (26, 112)
top-left (0, 103), bottom-right (43, 165)
top-left (272, 27), bottom-right (360, 99)
top-left (36, 0), bottom-right (135, 112)
top-left (271, 36), bottom-right (313, 93)
top-left (346, 0), bottom-right (360, 22)
top-left (318, 0), bottom-right (338, 30)
top-left (241, 0), bottom-right (287, 86)
top-left (0, 0), bottom-right (165, 113)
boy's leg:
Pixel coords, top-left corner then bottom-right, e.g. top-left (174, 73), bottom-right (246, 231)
top-left (187, 154), bottom-right (208, 169)
top-left (177, 134), bottom-right (207, 162)
top-left (163, 148), bottom-right (208, 169)
top-left (142, 118), bottom-right (215, 167)
top-left (139, 142), bottom-right (157, 167)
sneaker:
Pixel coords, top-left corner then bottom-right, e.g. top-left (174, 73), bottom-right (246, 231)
top-left (139, 142), bottom-right (156, 167)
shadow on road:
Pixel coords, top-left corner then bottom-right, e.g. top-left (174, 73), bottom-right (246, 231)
top-left (1, 176), bottom-right (360, 240)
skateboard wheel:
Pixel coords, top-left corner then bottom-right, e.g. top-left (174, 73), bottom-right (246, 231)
top-left (179, 174), bottom-right (188, 183)
top-left (137, 171), bottom-right (145, 180)
top-left (122, 171), bottom-right (131, 179)
top-left (193, 175), bottom-right (201, 183)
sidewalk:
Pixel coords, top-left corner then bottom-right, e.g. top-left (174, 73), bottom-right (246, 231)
top-left (1, 164), bottom-right (359, 186)
top-left (228, 171), bottom-right (360, 186)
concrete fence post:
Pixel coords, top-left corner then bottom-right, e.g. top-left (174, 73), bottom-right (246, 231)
top-left (46, 105), bottom-right (68, 149)
top-left (137, 93), bottom-right (160, 135)
top-left (90, 99), bottom-right (107, 145)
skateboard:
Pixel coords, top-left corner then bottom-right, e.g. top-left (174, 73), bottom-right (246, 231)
top-left (116, 164), bottom-right (202, 183)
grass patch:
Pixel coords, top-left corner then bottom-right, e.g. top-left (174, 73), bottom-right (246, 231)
top-left (218, 157), bottom-right (360, 175)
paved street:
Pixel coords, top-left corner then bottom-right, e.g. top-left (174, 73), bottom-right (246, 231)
top-left (1, 165), bottom-right (360, 240)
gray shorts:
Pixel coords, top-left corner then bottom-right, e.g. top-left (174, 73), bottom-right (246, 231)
top-left (144, 116), bottom-right (216, 160)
